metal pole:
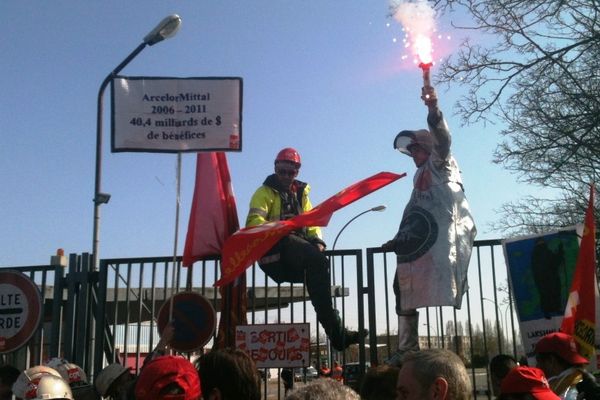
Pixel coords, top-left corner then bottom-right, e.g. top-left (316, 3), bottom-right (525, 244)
top-left (331, 210), bottom-right (371, 253)
top-left (92, 42), bottom-right (147, 270)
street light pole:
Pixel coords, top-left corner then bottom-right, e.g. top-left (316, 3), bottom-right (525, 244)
top-left (482, 297), bottom-right (505, 352)
top-left (327, 205), bottom-right (385, 359)
top-left (331, 205), bottom-right (387, 252)
top-left (92, 15), bottom-right (181, 270)
top-left (502, 302), bottom-right (511, 347)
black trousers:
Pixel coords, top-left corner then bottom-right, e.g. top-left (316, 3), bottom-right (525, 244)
top-left (259, 235), bottom-right (336, 330)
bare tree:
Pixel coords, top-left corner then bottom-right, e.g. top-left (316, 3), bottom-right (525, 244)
top-left (432, 0), bottom-right (599, 235)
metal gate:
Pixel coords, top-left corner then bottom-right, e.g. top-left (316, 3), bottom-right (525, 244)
top-left (1, 239), bottom-right (514, 399)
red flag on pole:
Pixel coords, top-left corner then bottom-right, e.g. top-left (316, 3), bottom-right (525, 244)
top-left (183, 153), bottom-right (239, 264)
top-left (215, 171), bottom-right (405, 287)
top-left (561, 184), bottom-right (596, 359)
top-left (182, 152), bottom-right (247, 348)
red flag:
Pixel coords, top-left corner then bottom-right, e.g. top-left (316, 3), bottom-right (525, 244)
top-left (183, 153), bottom-right (239, 264)
top-left (561, 184), bottom-right (596, 359)
top-left (182, 152), bottom-right (247, 348)
top-left (215, 171), bottom-right (406, 287)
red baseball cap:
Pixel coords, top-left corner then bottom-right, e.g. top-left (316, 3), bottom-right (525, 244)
top-left (135, 356), bottom-right (201, 400)
top-left (500, 367), bottom-right (559, 400)
top-left (534, 332), bottom-right (589, 365)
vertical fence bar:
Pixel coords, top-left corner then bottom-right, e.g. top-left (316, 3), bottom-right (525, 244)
top-left (365, 248), bottom-right (379, 364)
top-left (50, 263), bottom-right (65, 358)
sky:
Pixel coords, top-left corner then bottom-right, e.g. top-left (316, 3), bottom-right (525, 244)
top-left (0, 1), bottom-right (541, 268)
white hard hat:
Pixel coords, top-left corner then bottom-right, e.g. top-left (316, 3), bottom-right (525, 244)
top-left (94, 363), bottom-right (129, 396)
top-left (45, 358), bottom-right (68, 370)
top-left (393, 129), bottom-right (433, 156)
top-left (23, 374), bottom-right (74, 400)
top-left (44, 358), bottom-right (89, 387)
top-left (13, 366), bottom-right (62, 399)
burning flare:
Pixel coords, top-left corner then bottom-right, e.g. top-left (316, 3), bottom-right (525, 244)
top-left (390, 0), bottom-right (436, 65)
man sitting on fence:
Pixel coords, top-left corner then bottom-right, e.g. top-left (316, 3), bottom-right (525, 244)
top-left (246, 147), bottom-right (367, 351)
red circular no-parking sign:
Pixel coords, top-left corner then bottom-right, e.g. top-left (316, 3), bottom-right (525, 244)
top-left (157, 291), bottom-right (216, 353)
top-left (0, 270), bottom-right (43, 354)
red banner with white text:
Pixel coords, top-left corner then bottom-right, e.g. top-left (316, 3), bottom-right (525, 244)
top-left (215, 171), bottom-right (405, 287)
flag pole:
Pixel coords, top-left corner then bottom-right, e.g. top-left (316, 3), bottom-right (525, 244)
top-left (168, 153), bottom-right (183, 346)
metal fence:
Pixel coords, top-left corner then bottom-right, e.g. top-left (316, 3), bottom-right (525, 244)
top-left (0, 239), bottom-right (516, 399)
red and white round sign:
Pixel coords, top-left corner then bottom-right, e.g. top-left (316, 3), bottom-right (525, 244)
top-left (0, 270), bottom-right (42, 353)
top-left (157, 291), bottom-right (216, 353)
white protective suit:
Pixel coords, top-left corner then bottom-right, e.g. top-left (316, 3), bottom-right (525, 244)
top-left (393, 107), bottom-right (477, 311)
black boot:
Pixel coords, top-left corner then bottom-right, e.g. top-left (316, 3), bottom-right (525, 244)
top-left (299, 248), bottom-right (368, 350)
top-left (324, 310), bottom-right (368, 351)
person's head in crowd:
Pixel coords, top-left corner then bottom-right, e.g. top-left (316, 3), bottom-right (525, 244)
top-left (70, 385), bottom-right (99, 400)
top-left (490, 354), bottom-right (518, 397)
top-left (22, 374), bottom-right (74, 400)
top-left (94, 363), bottom-right (135, 400)
top-left (360, 364), bottom-right (400, 400)
top-left (13, 366), bottom-right (62, 400)
top-left (195, 348), bottom-right (260, 400)
top-left (498, 366), bottom-right (559, 400)
top-left (518, 356), bottom-right (529, 367)
top-left (534, 332), bottom-right (588, 379)
top-left (44, 358), bottom-right (98, 400)
top-left (0, 365), bottom-right (20, 400)
top-left (395, 349), bottom-right (472, 400)
top-left (135, 355), bottom-right (200, 400)
top-left (284, 378), bottom-right (360, 400)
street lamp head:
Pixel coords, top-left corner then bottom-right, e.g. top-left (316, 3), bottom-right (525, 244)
top-left (371, 205), bottom-right (386, 212)
top-left (143, 14), bottom-right (182, 46)
top-left (94, 192), bottom-right (111, 205)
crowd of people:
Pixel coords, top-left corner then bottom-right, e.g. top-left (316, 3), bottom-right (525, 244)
top-left (2, 330), bottom-right (598, 400)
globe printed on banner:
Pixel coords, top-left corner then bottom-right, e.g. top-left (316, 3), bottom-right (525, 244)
top-left (502, 227), bottom-right (581, 360)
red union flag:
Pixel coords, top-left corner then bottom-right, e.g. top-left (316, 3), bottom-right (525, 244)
top-left (182, 152), bottom-right (247, 348)
top-left (183, 152), bottom-right (239, 264)
top-left (215, 171), bottom-right (405, 287)
top-left (561, 184), bottom-right (596, 359)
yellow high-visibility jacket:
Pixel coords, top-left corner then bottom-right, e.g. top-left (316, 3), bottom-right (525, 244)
top-left (246, 176), bottom-right (323, 242)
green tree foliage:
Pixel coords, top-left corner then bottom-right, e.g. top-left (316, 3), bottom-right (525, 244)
top-left (433, 0), bottom-right (599, 236)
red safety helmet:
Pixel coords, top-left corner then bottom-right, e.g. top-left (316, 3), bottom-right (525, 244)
top-left (275, 148), bottom-right (301, 166)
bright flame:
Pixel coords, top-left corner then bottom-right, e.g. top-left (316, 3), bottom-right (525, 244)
top-left (390, 0), bottom-right (436, 65)
top-left (413, 34), bottom-right (432, 64)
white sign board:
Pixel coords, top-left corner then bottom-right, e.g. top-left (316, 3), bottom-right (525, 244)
top-left (111, 77), bottom-right (242, 153)
top-left (235, 323), bottom-right (311, 368)
top-left (0, 270), bottom-right (42, 353)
